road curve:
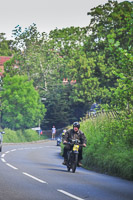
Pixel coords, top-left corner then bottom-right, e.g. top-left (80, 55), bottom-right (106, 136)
top-left (0, 140), bottom-right (133, 200)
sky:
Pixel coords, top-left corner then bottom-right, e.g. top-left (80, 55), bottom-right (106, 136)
top-left (0, 0), bottom-right (131, 39)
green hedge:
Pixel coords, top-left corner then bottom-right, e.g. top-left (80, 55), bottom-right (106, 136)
top-left (3, 128), bottom-right (47, 143)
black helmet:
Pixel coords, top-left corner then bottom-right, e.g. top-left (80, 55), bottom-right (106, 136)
top-left (73, 122), bottom-right (80, 129)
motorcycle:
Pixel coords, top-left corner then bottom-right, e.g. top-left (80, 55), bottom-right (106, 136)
top-left (64, 139), bottom-right (83, 173)
top-left (57, 136), bottom-right (62, 146)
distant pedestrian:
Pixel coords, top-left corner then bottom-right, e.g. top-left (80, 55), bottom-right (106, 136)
top-left (40, 129), bottom-right (43, 135)
top-left (52, 125), bottom-right (56, 140)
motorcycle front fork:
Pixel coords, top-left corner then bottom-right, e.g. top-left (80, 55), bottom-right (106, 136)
top-left (67, 151), bottom-right (78, 166)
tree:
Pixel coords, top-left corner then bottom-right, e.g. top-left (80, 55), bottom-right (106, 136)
top-left (9, 25), bottom-right (89, 128)
top-left (1, 75), bottom-right (46, 130)
top-left (2, 0), bottom-right (132, 129)
top-left (85, 0), bottom-right (133, 105)
top-left (42, 83), bottom-right (71, 129)
top-left (0, 33), bottom-right (16, 56)
top-left (10, 24), bottom-right (64, 94)
top-left (108, 41), bottom-right (133, 113)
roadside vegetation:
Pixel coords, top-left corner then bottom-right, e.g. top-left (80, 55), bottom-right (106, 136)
top-left (3, 128), bottom-right (47, 143)
top-left (60, 112), bottom-right (132, 181)
top-left (81, 113), bottom-right (133, 181)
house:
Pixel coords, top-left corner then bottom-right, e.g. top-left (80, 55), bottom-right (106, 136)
top-left (0, 56), bottom-right (12, 77)
top-left (63, 78), bottom-right (76, 85)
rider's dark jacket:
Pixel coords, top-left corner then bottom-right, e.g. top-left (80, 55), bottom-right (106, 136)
top-left (64, 129), bottom-right (87, 144)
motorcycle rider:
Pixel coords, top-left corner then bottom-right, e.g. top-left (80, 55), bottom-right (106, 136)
top-left (62, 122), bottom-right (87, 167)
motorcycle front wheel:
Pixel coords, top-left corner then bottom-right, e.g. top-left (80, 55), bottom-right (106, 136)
top-left (67, 166), bottom-right (70, 172)
top-left (72, 153), bottom-right (78, 173)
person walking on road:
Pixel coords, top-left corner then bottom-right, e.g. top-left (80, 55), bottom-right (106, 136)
top-left (52, 125), bottom-right (56, 140)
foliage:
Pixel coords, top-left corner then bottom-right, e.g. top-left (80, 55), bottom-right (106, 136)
top-left (5, 24), bottom-right (89, 128)
top-left (0, 33), bottom-right (16, 56)
top-left (81, 114), bottom-right (133, 180)
top-left (85, 0), bottom-right (133, 105)
top-left (1, 75), bottom-right (46, 130)
top-left (3, 128), bottom-right (47, 143)
top-left (107, 40), bottom-right (133, 113)
top-left (0, 1), bottom-right (132, 129)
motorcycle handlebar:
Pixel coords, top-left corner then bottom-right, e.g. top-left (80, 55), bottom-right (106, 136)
top-left (63, 142), bottom-right (86, 147)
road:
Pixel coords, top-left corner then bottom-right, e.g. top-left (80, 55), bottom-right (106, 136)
top-left (0, 140), bottom-right (133, 200)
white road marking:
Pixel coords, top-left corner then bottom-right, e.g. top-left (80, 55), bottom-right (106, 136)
top-left (23, 172), bottom-right (48, 184)
top-left (1, 145), bottom-right (85, 199)
top-left (45, 146), bottom-right (57, 148)
top-left (0, 147), bottom-right (46, 172)
top-left (11, 149), bottom-right (17, 152)
top-left (58, 190), bottom-right (84, 200)
top-left (18, 148), bottom-right (24, 150)
top-left (1, 158), bottom-right (6, 162)
top-left (6, 163), bottom-right (18, 170)
top-left (5, 151), bottom-right (10, 154)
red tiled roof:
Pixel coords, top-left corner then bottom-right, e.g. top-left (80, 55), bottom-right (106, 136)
top-left (63, 78), bottom-right (76, 85)
top-left (0, 56), bottom-right (11, 66)
top-left (0, 56), bottom-right (12, 77)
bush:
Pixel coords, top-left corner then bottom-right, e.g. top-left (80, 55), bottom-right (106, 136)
top-left (3, 128), bottom-right (47, 143)
top-left (3, 128), bottom-right (24, 143)
top-left (81, 113), bottom-right (133, 180)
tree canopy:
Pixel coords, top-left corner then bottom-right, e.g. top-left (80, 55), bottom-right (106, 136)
top-left (0, 33), bottom-right (16, 56)
top-left (1, 75), bottom-right (46, 130)
top-left (0, 0), bottom-right (132, 129)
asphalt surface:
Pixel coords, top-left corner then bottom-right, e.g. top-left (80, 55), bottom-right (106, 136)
top-left (0, 140), bottom-right (133, 200)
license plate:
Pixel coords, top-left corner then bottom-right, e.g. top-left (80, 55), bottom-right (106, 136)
top-left (73, 145), bottom-right (79, 151)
